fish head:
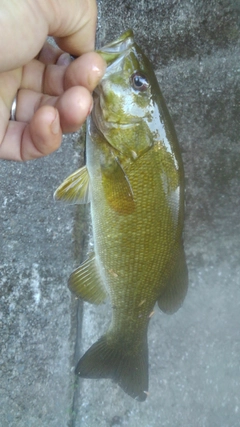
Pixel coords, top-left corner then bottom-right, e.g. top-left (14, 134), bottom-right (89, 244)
top-left (93, 30), bottom-right (165, 161)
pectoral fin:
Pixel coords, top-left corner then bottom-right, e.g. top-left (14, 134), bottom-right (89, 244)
top-left (158, 244), bottom-right (188, 314)
top-left (101, 153), bottom-right (135, 215)
top-left (68, 253), bottom-right (107, 305)
top-left (54, 166), bottom-right (90, 204)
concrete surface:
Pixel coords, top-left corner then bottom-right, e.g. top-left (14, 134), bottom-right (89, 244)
top-left (1, 1), bottom-right (240, 426)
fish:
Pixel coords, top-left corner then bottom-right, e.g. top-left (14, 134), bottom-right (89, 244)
top-left (54, 29), bottom-right (188, 401)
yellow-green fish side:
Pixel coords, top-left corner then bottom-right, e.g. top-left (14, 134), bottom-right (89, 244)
top-left (54, 30), bottom-right (188, 401)
top-left (89, 133), bottom-right (186, 329)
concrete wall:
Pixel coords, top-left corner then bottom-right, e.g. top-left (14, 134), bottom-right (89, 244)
top-left (1, 1), bottom-right (240, 426)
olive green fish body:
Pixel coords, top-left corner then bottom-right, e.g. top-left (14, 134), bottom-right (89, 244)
top-left (54, 30), bottom-right (188, 401)
top-left (88, 134), bottom-right (182, 336)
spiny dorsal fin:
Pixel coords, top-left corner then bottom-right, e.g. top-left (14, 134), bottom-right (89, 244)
top-left (75, 333), bottom-right (148, 401)
top-left (158, 244), bottom-right (188, 314)
top-left (68, 253), bottom-right (107, 305)
top-left (54, 166), bottom-right (90, 204)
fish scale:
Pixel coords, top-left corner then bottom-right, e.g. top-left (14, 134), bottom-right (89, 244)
top-left (54, 29), bottom-right (188, 401)
top-left (91, 149), bottom-right (177, 312)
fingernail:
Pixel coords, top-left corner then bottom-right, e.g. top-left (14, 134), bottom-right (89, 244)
top-left (89, 60), bottom-right (107, 88)
top-left (57, 53), bottom-right (72, 66)
top-left (51, 111), bottom-right (60, 135)
top-left (95, 62), bottom-right (107, 80)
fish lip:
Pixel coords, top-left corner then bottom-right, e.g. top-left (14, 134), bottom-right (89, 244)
top-left (97, 30), bottom-right (134, 67)
top-left (104, 121), bottom-right (138, 128)
top-left (92, 104), bottom-right (138, 130)
top-left (98, 29), bottom-right (134, 52)
top-left (102, 29), bottom-right (134, 49)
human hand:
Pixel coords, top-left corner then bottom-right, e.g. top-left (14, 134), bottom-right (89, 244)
top-left (0, 0), bottom-right (106, 161)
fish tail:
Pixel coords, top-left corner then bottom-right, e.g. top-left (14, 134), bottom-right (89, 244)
top-left (75, 334), bottom-right (148, 401)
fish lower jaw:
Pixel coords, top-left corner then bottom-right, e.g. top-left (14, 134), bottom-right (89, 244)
top-left (104, 121), bottom-right (136, 128)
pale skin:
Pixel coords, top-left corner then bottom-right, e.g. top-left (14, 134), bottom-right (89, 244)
top-left (0, 0), bottom-right (106, 161)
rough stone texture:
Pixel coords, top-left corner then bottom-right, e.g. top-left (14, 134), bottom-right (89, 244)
top-left (1, 1), bottom-right (240, 426)
top-left (0, 134), bottom-right (84, 427)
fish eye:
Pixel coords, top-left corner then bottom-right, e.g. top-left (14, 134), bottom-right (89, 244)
top-left (130, 72), bottom-right (149, 92)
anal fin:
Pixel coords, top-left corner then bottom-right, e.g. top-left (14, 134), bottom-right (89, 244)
top-left (158, 244), bottom-right (188, 314)
top-left (68, 253), bottom-right (107, 305)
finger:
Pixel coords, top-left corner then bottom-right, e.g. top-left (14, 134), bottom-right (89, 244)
top-left (21, 59), bottom-right (66, 95)
top-left (50, 0), bottom-right (97, 54)
top-left (0, 106), bottom-right (62, 161)
top-left (0, 0), bottom-right (97, 72)
top-left (55, 86), bottom-right (93, 132)
top-left (0, 68), bottom-right (22, 112)
top-left (40, 87), bottom-right (92, 133)
top-left (36, 41), bottom-right (65, 64)
top-left (15, 86), bottom-right (93, 133)
top-left (0, 2), bottom-right (49, 72)
top-left (19, 52), bottom-right (105, 96)
top-left (64, 52), bottom-right (106, 92)
top-left (37, 41), bottom-right (72, 66)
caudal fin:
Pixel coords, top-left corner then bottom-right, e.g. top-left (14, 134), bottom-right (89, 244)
top-left (75, 334), bottom-right (148, 401)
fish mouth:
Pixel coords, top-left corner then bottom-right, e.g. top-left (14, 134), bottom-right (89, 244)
top-left (93, 31), bottom-right (141, 133)
top-left (97, 30), bottom-right (134, 67)
top-left (92, 92), bottom-right (140, 131)
top-left (92, 97), bottom-right (137, 134)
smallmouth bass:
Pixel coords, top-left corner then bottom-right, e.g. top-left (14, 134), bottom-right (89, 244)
top-left (55, 30), bottom-right (188, 401)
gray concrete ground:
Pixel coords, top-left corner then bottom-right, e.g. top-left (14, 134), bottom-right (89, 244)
top-left (1, 1), bottom-right (240, 426)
